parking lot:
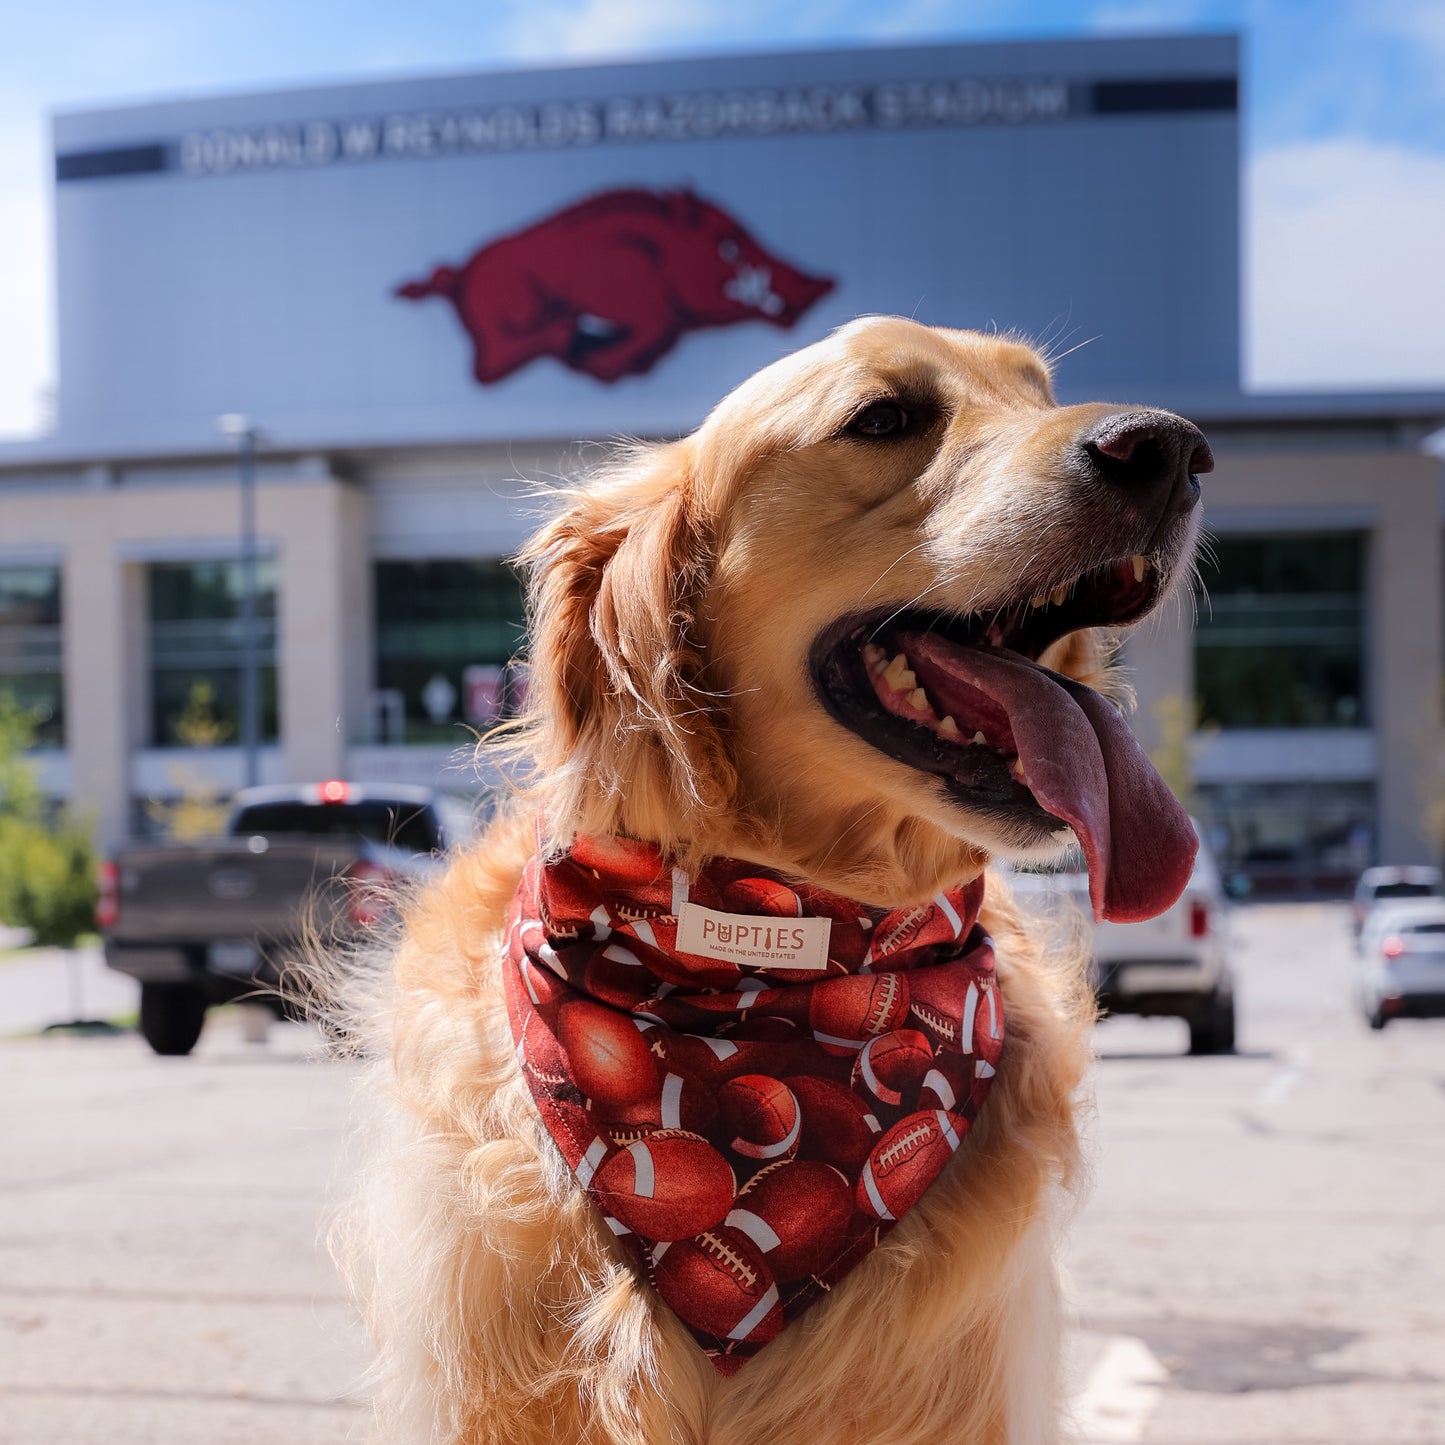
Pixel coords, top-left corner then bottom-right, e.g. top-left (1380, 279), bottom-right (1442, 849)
top-left (2, 903), bottom-right (1442, 1444)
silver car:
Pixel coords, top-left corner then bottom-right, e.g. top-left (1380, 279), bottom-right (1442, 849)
top-left (1356, 898), bottom-right (1445, 1030)
top-left (1351, 865), bottom-right (1442, 938)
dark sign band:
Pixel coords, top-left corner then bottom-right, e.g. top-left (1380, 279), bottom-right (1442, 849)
top-left (56, 75), bottom-right (1237, 184)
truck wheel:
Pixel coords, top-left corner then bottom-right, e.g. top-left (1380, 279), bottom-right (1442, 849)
top-left (139, 984), bottom-right (207, 1057)
top-left (1367, 1008), bottom-right (1388, 1031)
top-left (1188, 990), bottom-right (1236, 1056)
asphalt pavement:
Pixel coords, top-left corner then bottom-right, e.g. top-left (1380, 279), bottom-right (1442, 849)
top-left (1066, 904), bottom-right (1445, 1444)
top-left (1, 904), bottom-right (1442, 1444)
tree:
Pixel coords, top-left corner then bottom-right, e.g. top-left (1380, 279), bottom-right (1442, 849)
top-left (145, 680), bottom-right (232, 839)
top-left (0, 693), bottom-right (98, 947)
top-left (1146, 692), bottom-right (1214, 814)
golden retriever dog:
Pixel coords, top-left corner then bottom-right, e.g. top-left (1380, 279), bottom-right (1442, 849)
top-left (332, 316), bottom-right (1210, 1444)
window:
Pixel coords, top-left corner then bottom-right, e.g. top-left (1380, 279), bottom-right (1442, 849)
top-left (0, 566), bottom-right (63, 747)
top-left (1194, 533), bottom-right (1365, 729)
top-left (374, 561), bottom-right (526, 744)
top-left (231, 800), bottom-right (441, 853)
top-left (148, 560), bottom-right (278, 746)
top-left (1197, 779), bottom-right (1375, 896)
top-left (1373, 881), bottom-right (1438, 903)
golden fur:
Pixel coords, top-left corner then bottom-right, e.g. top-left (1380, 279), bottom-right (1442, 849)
top-left (331, 317), bottom-right (1194, 1444)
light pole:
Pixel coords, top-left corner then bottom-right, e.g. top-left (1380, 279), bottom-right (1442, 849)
top-left (218, 414), bottom-right (262, 790)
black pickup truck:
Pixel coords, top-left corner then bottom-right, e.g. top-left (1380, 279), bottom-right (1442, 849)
top-left (99, 782), bottom-right (472, 1055)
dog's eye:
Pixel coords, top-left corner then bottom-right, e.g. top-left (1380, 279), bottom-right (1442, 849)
top-left (846, 401), bottom-right (911, 439)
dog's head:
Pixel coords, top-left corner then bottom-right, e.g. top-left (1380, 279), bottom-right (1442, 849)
top-left (518, 317), bottom-right (1208, 911)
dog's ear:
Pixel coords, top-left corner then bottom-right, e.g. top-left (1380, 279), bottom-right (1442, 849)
top-left (516, 441), bottom-right (736, 851)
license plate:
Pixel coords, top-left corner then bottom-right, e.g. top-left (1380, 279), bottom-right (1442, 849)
top-left (208, 939), bottom-right (260, 975)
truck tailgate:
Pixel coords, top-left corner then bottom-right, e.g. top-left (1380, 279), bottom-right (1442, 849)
top-left (111, 838), bottom-right (363, 944)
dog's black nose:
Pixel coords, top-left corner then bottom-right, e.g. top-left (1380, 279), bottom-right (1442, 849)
top-left (1082, 410), bottom-right (1213, 518)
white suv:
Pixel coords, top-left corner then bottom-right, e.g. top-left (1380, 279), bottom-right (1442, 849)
top-left (1356, 898), bottom-right (1445, 1029)
top-left (1352, 865), bottom-right (1442, 939)
top-left (1000, 823), bottom-right (1236, 1055)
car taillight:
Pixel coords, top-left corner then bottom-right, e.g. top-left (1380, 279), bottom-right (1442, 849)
top-left (346, 859), bottom-right (394, 929)
top-left (96, 861), bottom-right (120, 931)
top-left (1381, 935), bottom-right (1407, 959)
top-left (1189, 899), bottom-right (1210, 939)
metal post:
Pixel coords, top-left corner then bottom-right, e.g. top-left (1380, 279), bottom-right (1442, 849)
top-left (220, 414), bottom-right (263, 790)
top-left (238, 426), bottom-right (260, 788)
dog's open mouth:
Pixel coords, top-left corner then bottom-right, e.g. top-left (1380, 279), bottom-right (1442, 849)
top-left (810, 551), bottom-right (1197, 923)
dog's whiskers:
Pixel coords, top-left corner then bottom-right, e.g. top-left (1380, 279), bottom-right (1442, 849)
top-left (861, 540), bottom-right (935, 601)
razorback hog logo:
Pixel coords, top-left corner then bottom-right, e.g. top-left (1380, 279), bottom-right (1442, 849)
top-left (395, 187), bottom-right (835, 385)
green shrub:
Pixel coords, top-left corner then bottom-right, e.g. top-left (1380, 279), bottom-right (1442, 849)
top-left (0, 814), bottom-right (97, 947)
top-left (0, 693), bottom-right (97, 948)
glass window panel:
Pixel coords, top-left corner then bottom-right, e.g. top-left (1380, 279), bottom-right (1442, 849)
top-left (231, 800), bottom-right (440, 853)
top-left (1194, 532), bottom-right (1365, 729)
top-left (147, 560), bottom-right (278, 746)
top-left (0, 565), bottom-right (64, 747)
top-left (1197, 779), bottom-right (1375, 897)
top-left (374, 560), bottom-right (526, 744)
top-left (1374, 882), bottom-right (1437, 901)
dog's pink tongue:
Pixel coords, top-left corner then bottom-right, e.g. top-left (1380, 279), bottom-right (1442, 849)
top-left (899, 634), bottom-right (1197, 922)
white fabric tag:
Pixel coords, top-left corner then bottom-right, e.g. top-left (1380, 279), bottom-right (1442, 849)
top-left (675, 900), bottom-right (831, 971)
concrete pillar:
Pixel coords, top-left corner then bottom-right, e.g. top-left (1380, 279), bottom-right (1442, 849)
top-left (121, 564), bottom-right (149, 752)
top-left (339, 484), bottom-right (373, 755)
top-left (1371, 457), bottom-right (1443, 863)
top-left (1121, 595), bottom-right (1194, 760)
top-left (62, 525), bottom-right (132, 850)
top-left (273, 478), bottom-right (370, 782)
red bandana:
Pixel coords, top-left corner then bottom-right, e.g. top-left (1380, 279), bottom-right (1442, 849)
top-left (503, 834), bottom-right (1003, 1374)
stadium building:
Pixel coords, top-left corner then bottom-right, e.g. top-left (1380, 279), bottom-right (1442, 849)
top-left (2, 31), bottom-right (1443, 893)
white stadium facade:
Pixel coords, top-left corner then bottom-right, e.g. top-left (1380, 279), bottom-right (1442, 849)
top-left (2, 31), bottom-right (1443, 894)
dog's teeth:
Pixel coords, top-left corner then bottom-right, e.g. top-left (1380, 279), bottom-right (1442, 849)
top-left (1011, 758), bottom-right (1026, 778)
top-left (1029, 593), bottom-right (1047, 609)
top-left (1051, 583), bottom-right (1070, 606)
top-left (863, 642), bottom-right (887, 673)
top-left (972, 730), bottom-right (987, 745)
top-left (1131, 554), bottom-right (1148, 582)
top-left (986, 624), bottom-right (1004, 647)
top-left (939, 716), bottom-right (959, 736)
top-left (908, 687), bottom-right (930, 712)
top-left (882, 653), bottom-right (917, 692)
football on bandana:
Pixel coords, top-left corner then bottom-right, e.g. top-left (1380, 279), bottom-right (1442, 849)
top-left (917, 1051), bottom-right (978, 1116)
top-left (905, 968), bottom-right (978, 1051)
top-left (651, 1225), bottom-right (783, 1345)
top-left (558, 1000), bottom-right (659, 1108)
top-left (589, 1129), bottom-right (736, 1240)
top-left (514, 949), bottom-right (570, 1025)
top-left (718, 1075), bottom-right (801, 1161)
top-left (786, 1074), bottom-right (883, 1172)
top-left (721, 876), bottom-right (804, 917)
top-left (851, 1029), bottom-right (936, 1108)
top-left (856, 1109), bottom-right (964, 1222)
top-left (867, 901), bottom-right (939, 960)
top-left (517, 1011), bottom-right (571, 1090)
top-left (728, 1160), bottom-right (855, 1282)
top-left (809, 973), bottom-right (911, 1055)
top-left (588, 1071), bottom-right (718, 1139)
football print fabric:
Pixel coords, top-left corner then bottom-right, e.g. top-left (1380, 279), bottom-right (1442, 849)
top-left (503, 833), bottom-right (1003, 1373)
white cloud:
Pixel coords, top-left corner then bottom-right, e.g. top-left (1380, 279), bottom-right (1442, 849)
top-left (1356, 0), bottom-right (1445, 59)
top-left (1088, 0), bottom-right (1218, 31)
top-left (1247, 138), bottom-right (1445, 391)
top-left (504, 0), bottom-right (727, 61)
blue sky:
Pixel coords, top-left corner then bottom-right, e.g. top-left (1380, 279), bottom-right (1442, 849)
top-left (2, 0), bottom-right (1443, 433)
